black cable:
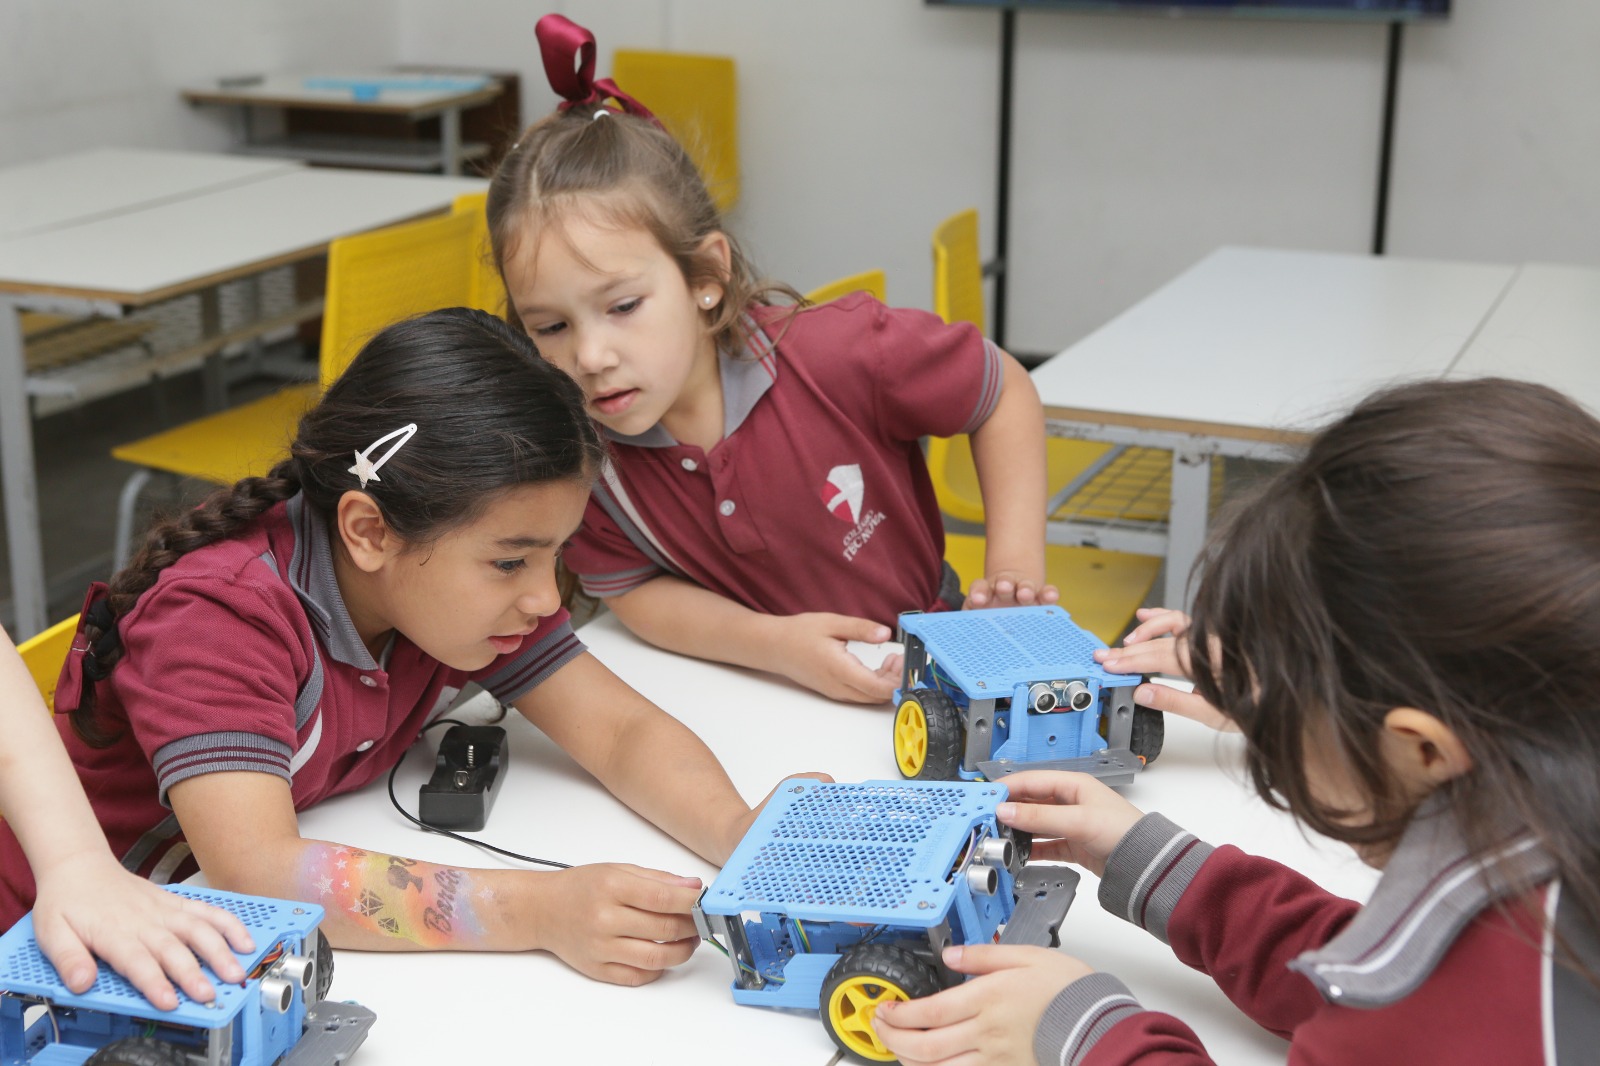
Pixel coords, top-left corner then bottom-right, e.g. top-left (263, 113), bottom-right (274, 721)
top-left (385, 717), bottom-right (570, 869)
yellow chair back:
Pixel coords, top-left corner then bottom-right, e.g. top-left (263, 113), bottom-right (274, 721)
top-left (319, 209), bottom-right (478, 389)
top-left (929, 208), bottom-right (998, 523)
top-left (452, 191), bottom-right (507, 319)
top-left (932, 208), bottom-right (986, 334)
top-left (612, 48), bottom-right (739, 214)
top-left (805, 270), bottom-right (888, 305)
top-left (17, 614), bottom-right (79, 714)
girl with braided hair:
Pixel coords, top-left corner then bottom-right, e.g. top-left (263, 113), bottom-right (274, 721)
top-left (0, 307), bottom-right (816, 986)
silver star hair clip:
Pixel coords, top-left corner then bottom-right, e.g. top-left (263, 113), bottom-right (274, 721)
top-left (349, 423), bottom-right (418, 489)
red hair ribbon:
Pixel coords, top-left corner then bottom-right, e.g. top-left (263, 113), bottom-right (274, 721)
top-left (54, 580), bottom-right (111, 715)
top-left (535, 14), bottom-right (658, 122)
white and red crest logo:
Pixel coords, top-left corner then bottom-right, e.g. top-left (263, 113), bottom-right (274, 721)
top-left (822, 464), bottom-right (864, 524)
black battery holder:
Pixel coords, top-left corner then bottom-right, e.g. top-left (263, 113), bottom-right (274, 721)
top-left (418, 724), bottom-right (507, 832)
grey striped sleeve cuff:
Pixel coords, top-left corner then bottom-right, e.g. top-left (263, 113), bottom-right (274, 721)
top-left (152, 730), bottom-right (294, 806)
top-left (478, 623), bottom-right (586, 705)
top-left (578, 564), bottom-right (664, 599)
top-left (1097, 812), bottom-right (1214, 944)
top-left (1034, 972), bottom-right (1144, 1066)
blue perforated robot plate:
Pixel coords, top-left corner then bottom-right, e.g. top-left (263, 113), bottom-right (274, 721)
top-left (0, 885), bottom-right (321, 1026)
top-left (900, 605), bottom-right (1139, 696)
top-left (701, 779), bottom-right (1008, 926)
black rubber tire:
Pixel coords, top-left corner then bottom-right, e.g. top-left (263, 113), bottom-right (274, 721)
top-left (896, 688), bottom-right (965, 781)
top-left (821, 943), bottom-right (944, 1061)
top-left (85, 1038), bottom-right (191, 1066)
top-left (1131, 705), bottom-right (1165, 766)
top-left (314, 928), bottom-right (334, 1002)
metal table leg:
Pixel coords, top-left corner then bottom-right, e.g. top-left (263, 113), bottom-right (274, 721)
top-left (1164, 446), bottom-right (1214, 612)
top-left (0, 297), bottom-right (47, 636)
top-left (440, 107), bottom-right (463, 176)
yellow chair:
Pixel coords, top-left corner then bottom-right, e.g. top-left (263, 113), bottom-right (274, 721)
top-left (928, 208), bottom-right (1163, 641)
top-left (17, 613), bottom-right (79, 714)
top-left (110, 209), bottom-right (480, 568)
top-left (453, 191), bottom-right (506, 318)
top-left (805, 269), bottom-right (887, 305)
top-left (612, 48), bottom-right (739, 214)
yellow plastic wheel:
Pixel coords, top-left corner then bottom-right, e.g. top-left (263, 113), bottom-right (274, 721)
top-left (894, 698), bottom-right (928, 777)
top-left (820, 943), bottom-right (944, 1062)
top-left (825, 973), bottom-right (911, 1062)
top-left (891, 688), bottom-right (964, 780)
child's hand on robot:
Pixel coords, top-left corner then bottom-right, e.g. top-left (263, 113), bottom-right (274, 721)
top-left (1094, 607), bottom-right (1235, 731)
top-left (993, 770), bottom-right (1147, 879)
top-left (31, 851), bottom-right (254, 1010)
top-left (962, 570), bottom-right (1060, 610)
top-left (534, 863), bottom-right (706, 985)
top-left (872, 943), bottom-right (1094, 1066)
top-left (774, 613), bottom-right (904, 704)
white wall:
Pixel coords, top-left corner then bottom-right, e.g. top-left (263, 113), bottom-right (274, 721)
top-left (5, 1), bottom-right (1598, 356)
top-left (1390, 0), bottom-right (1600, 265)
top-left (0, 0), bottom-right (397, 167)
top-left (1007, 11), bottom-right (1388, 353)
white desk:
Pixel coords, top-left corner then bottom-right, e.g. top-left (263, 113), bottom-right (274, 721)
top-left (296, 614), bottom-right (1379, 1065)
top-left (182, 72), bottom-right (504, 176)
top-left (1032, 246), bottom-right (1517, 609)
top-left (0, 149), bottom-right (300, 242)
top-left (1448, 261), bottom-right (1600, 415)
top-left (0, 149), bottom-right (487, 636)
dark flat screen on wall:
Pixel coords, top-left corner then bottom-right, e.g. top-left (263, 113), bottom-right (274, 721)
top-left (928, 0), bottom-right (1449, 20)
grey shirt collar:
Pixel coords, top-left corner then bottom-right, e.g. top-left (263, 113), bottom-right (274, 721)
top-left (285, 494), bottom-right (381, 672)
top-left (600, 319), bottom-right (777, 449)
top-left (1289, 793), bottom-right (1554, 1007)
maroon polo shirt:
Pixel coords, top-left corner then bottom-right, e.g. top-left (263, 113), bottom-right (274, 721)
top-left (564, 294), bottom-right (1003, 625)
top-left (0, 495), bottom-right (582, 928)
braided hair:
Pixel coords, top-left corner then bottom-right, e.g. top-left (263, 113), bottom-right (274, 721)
top-left (73, 307), bottom-right (604, 745)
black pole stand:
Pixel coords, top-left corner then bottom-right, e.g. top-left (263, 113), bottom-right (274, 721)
top-left (1372, 20), bottom-right (1404, 255)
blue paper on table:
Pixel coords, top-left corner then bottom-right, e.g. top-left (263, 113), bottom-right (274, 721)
top-left (302, 75), bottom-right (489, 101)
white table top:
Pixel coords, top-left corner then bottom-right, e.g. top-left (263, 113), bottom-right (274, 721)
top-left (0, 166), bottom-right (486, 304)
top-left (1032, 246), bottom-right (1516, 443)
top-left (0, 148), bottom-right (300, 242)
top-left (182, 72), bottom-right (500, 115)
top-left (1449, 261), bottom-right (1600, 416)
top-left (296, 614), bottom-right (1379, 1065)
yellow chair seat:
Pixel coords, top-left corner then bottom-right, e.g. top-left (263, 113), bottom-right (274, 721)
top-left (943, 534), bottom-right (1161, 645)
top-left (17, 613), bottom-right (80, 714)
top-left (932, 435), bottom-right (1217, 527)
top-left (111, 383), bottom-right (318, 485)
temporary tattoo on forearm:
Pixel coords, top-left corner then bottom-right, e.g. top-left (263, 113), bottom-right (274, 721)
top-left (296, 845), bottom-right (493, 948)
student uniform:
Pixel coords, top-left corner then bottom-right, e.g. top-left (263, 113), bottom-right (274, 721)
top-left (563, 294), bottom-right (1005, 625)
top-left (0, 495), bottom-right (583, 929)
top-left (1035, 799), bottom-right (1600, 1065)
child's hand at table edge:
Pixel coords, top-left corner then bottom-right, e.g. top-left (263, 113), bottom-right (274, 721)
top-left (774, 613), bottom-right (903, 704)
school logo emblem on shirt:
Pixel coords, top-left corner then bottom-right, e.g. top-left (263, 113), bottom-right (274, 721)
top-left (823, 464), bottom-right (864, 524)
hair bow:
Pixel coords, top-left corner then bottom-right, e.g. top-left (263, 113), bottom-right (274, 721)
top-left (535, 13), bottom-right (658, 122)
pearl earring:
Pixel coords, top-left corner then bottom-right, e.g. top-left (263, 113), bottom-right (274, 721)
top-left (702, 295), bottom-right (715, 307)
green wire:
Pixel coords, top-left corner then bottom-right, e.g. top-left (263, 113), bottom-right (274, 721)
top-left (706, 936), bottom-right (783, 983)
